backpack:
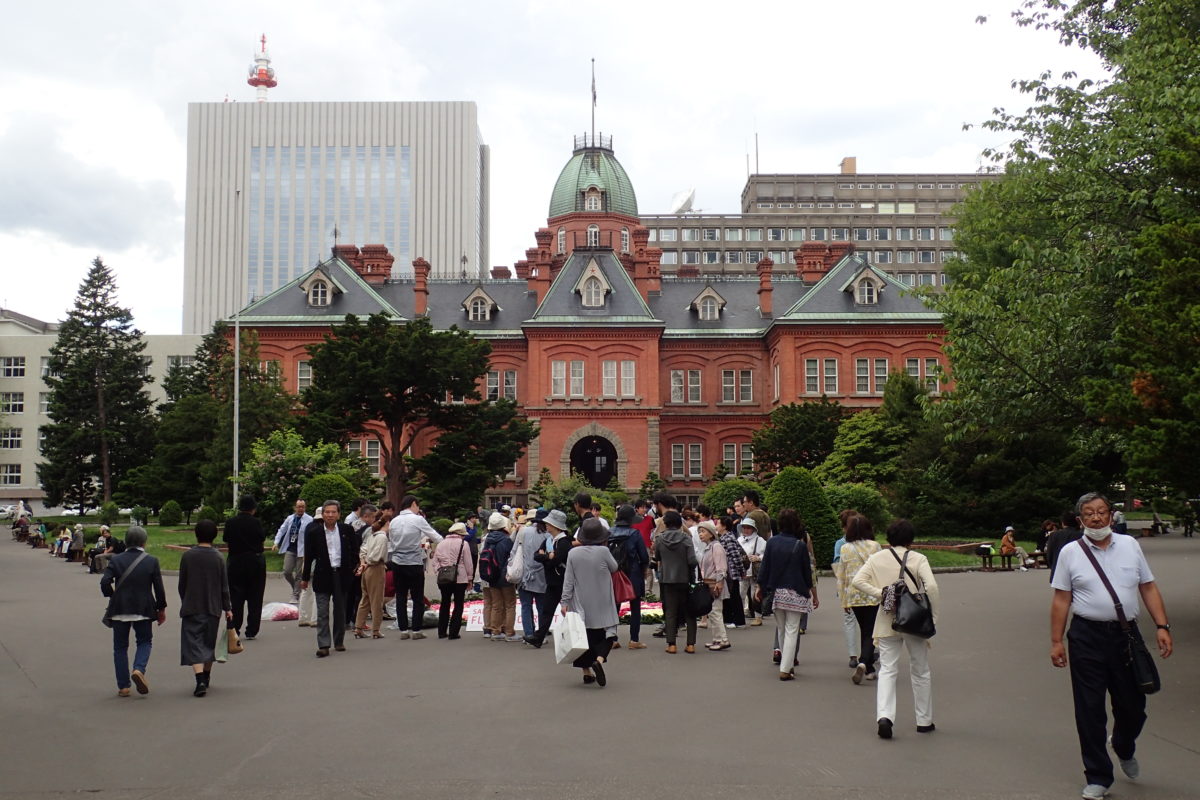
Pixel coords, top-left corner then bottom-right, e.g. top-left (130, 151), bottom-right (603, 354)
top-left (608, 535), bottom-right (632, 573)
top-left (478, 544), bottom-right (503, 584)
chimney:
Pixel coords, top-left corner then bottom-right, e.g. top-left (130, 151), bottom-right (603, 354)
top-left (630, 227), bottom-right (660, 302)
top-left (797, 242), bottom-right (831, 284)
top-left (756, 256), bottom-right (774, 316)
top-left (332, 244), bottom-right (361, 271)
top-left (412, 257), bottom-right (430, 316)
top-left (490, 266), bottom-right (512, 279)
top-left (826, 241), bottom-right (855, 269)
top-left (355, 244), bottom-right (394, 285)
top-left (514, 261), bottom-right (530, 280)
top-left (839, 156), bottom-right (857, 174)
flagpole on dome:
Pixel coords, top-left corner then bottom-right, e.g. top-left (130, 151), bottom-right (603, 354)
top-left (591, 58), bottom-right (596, 144)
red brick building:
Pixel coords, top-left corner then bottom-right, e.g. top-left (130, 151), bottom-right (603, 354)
top-left (237, 135), bottom-right (946, 507)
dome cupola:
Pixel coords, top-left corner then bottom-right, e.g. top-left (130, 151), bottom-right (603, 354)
top-left (548, 134), bottom-right (638, 218)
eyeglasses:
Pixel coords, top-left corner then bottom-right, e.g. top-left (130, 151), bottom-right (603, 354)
top-left (1079, 510), bottom-right (1111, 519)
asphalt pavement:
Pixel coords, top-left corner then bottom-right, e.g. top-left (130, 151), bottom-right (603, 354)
top-left (1, 533), bottom-right (1196, 800)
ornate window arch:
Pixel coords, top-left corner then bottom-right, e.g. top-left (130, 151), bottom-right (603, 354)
top-left (309, 280), bottom-right (329, 307)
top-left (585, 188), bottom-right (602, 211)
top-left (469, 297), bottom-right (489, 321)
top-left (587, 224), bottom-right (600, 247)
top-left (583, 276), bottom-right (605, 307)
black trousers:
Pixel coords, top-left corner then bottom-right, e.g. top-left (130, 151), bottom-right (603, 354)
top-left (723, 578), bottom-right (746, 627)
top-left (344, 576), bottom-right (362, 626)
top-left (536, 583), bottom-right (563, 638)
top-left (227, 553), bottom-right (266, 637)
top-left (572, 627), bottom-right (614, 669)
top-left (438, 582), bottom-right (468, 637)
top-left (851, 605), bottom-right (880, 674)
top-left (660, 583), bottom-right (696, 646)
top-left (1067, 616), bottom-right (1149, 788)
top-left (391, 564), bottom-right (426, 631)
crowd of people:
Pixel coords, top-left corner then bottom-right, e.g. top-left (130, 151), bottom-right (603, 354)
top-left (9, 487), bottom-right (1178, 797)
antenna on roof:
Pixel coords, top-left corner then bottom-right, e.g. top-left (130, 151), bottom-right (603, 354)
top-left (669, 189), bottom-right (695, 214)
top-left (590, 59), bottom-right (597, 142)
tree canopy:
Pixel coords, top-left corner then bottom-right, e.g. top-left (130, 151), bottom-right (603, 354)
top-left (301, 313), bottom-right (536, 505)
top-left (750, 398), bottom-right (846, 473)
top-left (40, 258), bottom-right (154, 509)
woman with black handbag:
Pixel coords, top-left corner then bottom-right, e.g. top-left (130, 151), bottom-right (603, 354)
top-left (852, 519), bottom-right (940, 739)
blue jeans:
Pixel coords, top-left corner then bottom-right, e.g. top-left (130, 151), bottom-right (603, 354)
top-left (112, 619), bottom-right (153, 690)
top-left (518, 588), bottom-right (543, 637)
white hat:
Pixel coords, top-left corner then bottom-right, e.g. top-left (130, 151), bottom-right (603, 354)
top-left (487, 512), bottom-right (509, 530)
top-left (448, 522), bottom-right (467, 535)
top-left (1004, 526), bottom-right (1014, 532)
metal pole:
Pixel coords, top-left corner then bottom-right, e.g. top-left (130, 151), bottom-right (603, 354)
top-left (232, 189), bottom-right (242, 503)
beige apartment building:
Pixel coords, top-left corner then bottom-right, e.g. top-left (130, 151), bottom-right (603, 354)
top-left (641, 158), bottom-right (994, 287)
top-left (0, 309), bottom-right (201, 512)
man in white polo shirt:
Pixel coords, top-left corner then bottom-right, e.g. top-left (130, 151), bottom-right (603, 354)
top-left (1050, 492), bottom-right (1173, 800)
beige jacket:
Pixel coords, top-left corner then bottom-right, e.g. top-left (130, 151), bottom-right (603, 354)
top-left (851, 546), bottom-right (940, 641)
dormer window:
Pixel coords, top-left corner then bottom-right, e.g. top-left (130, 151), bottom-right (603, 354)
top-left (461, 287), bottom-right (500, 321)
top-left (587, 224), bottom-right (600, 247)
top-left (699, 297), bottom-right (719, 321)
top-left (620, 227), bottom-right (630, 253)
top-left (583, 277), bottom-right (605, 307)
top-left (857, 281), bottom-right (877, 304)
top-left (310, 280), bottom-right (329, 307)
top-left (690, 285), bottom-right (728, 320)
top-left (557, 227), bottom-right (566, 254)
top-left (585, 188), bottom-right (602, 211)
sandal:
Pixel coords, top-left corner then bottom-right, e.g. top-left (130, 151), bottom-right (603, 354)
top-left (353, 628), bottom-right (367, 639)
top-left (372, 631), bottom-right (384, 639)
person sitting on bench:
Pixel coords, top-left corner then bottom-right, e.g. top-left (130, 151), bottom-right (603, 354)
top-left (1000, 526), bottom-right (1035, 571)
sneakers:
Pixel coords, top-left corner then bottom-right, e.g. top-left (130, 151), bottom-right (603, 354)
top-left (482, 631), bottom-right (492, 639)
top-left (1110, 736), bottom-right (1139, 779)
top-left (411, 631), bottom-right (426, 640)
top-left (877, 718), bottom-right (893, 739)
top-left (1019, 566), bottom-right (1029, 572)
top-left (852, 663), bottom-right (866, 685)
top-left (849, 656), bottom-right (860, 669)
top-left (1081, 784), bottom-right (1108, 799)
top-left (505, 635), bottom-right (523, 642)
top-left (399, 631), bottom-right (411, 640)
top-left (131, 669), bottom-right (149, 695)
top-left (750, 618), bottom-right (763, 626)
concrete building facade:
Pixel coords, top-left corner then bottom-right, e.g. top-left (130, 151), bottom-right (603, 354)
top-left (0, 309), bottom-right (200, 512)
top-left (184, 101), bottom-right (489, 333)
top-left (641, 159), bottom-right (992, 288)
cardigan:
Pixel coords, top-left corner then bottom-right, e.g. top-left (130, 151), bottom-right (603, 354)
top-left (756, 533), bottom-right (813, 596)
top-left (851, 546), bottom-right (940, 641)
top-left (178, 545), bottom-right (232, 617)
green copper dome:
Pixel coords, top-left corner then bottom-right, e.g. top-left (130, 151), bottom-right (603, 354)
top-left (548, 134), bottom-right (639, 218)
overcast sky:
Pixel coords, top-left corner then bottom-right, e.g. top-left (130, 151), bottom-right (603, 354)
top-left (0, 0), bottom-right (1103, 334)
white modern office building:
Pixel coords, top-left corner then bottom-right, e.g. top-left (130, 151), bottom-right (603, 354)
top-left (183, 101), bottom-right (489, 333)
top-left (0, 309), bottom-right (201, 512)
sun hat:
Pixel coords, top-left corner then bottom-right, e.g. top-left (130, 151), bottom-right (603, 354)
top-left (543, 509), bottom-right (568, 531)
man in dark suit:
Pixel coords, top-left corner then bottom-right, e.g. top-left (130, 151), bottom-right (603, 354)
top-left (100, 526), bottom-right (167, 697)
top-left (300, 500), bottom-right (360, 657)
top-left (223, 494), bottom-right (267, 641)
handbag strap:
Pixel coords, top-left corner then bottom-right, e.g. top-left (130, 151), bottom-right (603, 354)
top-left (110, 551), bottom-right (150, 597)
top-left (887, 547), bottom-right (924, 593)
top-left (1075, 538), bottom-right (1130, 630)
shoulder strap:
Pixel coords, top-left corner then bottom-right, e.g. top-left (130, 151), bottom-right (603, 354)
top-left (888, 547), bottom-right (923, 591)
top-left (1075, 538), bottom-right (1130, 629)
top-left (113, 551), bottom-right (150, 593)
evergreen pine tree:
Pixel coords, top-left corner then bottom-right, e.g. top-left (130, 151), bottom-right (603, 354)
top-left (39, 257), bottom-right (155, 509)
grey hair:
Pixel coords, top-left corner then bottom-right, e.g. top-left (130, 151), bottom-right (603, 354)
top-left (359, 503), bottom-right (378, 515)
top-left (322, 499), bottom-right (341, 511)
top-left (1075, 492), bottom-right (1111, 515)
top-left (124, 526), bottom-right (148, 549)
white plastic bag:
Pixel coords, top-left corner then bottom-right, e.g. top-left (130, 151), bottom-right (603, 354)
top-left (553, 611), bottom-right (589, 665)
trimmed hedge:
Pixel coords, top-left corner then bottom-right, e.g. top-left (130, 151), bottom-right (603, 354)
top-left (159, 500), bottom-right (184, 527)
top-left (197, 505), bottom-right (224, 525)
top-left (299, 474), bottom-right (357, 519)
top-left (765, 466), bottom-right (840, 568)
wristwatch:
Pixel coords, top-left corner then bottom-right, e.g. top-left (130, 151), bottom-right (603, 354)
top-left (1156, 623), bottom-right (1171, 632)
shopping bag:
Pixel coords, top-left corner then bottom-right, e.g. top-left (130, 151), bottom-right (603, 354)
top-left (553, 611), bottom-right (589, 665)
top-left (215, 616), bottom-right (229, 663)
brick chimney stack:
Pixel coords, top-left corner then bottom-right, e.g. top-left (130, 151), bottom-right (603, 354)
top-left (797, 242), bottom-right (829, 283)
top-left (630, 227), bottom-right (661, 301)
top-left (356, 244), bottom-right (394, 285)
top-left (756, 256), bottom-right (774, 316)
top-left (490, 266), bottom-right (512, 279)
top-left (412, 257), bottom-right (430, 316)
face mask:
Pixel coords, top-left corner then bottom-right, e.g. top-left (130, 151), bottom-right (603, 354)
top-left (1083, 525), bottom-right (1112, 541)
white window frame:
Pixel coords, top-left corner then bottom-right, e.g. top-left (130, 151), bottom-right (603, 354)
top-left (857, 282), bottom-right (877, 304)
top-left (296, 361), bottom-right (312, 390)
top-left (582, 277), bottom-right (605, 307)
top-left (671, 443), bottom-right (685, 478)
top-left (824, 358), bottom-right (838, 394)
top-left (0, 464), bottom-right (20, 486)
top-left (0, 392), bottom-right (24, 414)
top-left (309, 280), bottom-right (328, 307)
top-left (1, 357), bottom-right (26, 378)
top-left (586, 225), bottom-right (600, 247)
top-left (557, 227), bottom-right (566, 254)
top-left (699, 297), bottom-right (719, 320)
top-left (805, 358), bottom-right (819, 394)
top-left (0, 428), bottom-right (21, 449)
top-left (551, 360), bottom-right (566, 397)
top-left (688, 443), bottom-right (703, 478)
top-left (874, 358), bottom-right (889, 393)
top-left (39, 392), bottom-right (50, 414)
top-left (469, 298), bottom-right (489, 321)
top-left (620, 227), bottom-right (630, 253)
top-left (602, 360), bottom-right (618, 398)
top-left (569, 360), bottom-right (584, 397)
top-left (620, 360), bottom-right (636, 398)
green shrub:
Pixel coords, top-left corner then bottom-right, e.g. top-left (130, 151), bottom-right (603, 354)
top-left (823, 482), bottom-right (890, 534)
top-left (765, 466), bottom-right (840, 568)
top-left (159, 500), bottom-right (184, 527)
top-left (430, 517), bottom-right (453, 536)
top-left (299, 474), bottom-right (357, 519)
top-left (197, 505), bottom-right (224, 524)
top-left (702, 478), bottom-right (764, 516)
top-left (131, 506), bottom-right (151, 526)
top-left (99, 501), bottom-right (120, 526)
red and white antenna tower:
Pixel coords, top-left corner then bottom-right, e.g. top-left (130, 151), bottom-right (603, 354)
top-left (247, 34), bottom-right (277, 102)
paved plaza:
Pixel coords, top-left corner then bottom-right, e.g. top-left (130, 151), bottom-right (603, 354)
top-left (1, 535), bottom-right (1196, 800)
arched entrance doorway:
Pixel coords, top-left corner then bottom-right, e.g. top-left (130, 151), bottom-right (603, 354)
top-left (570, 436), bottom-right (618, 489)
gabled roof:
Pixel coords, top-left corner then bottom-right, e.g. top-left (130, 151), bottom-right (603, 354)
top-left (777, 254), bottom-right (939, 323)
top-left (461, 285), bottom-right (502, 314)
top-left (527, 248), bottom-right (661, 326)
top-left (236, 257), bottom-right (404, 324)
top-left (688, 285), bottom-right (728, 312)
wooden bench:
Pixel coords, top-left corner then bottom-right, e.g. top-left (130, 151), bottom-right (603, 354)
top-left (978, 551), bottom-right (1015, 571)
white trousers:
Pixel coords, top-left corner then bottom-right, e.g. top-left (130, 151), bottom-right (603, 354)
top-left (842, 608), bottom-right (860, 658)
top-left (876, 633), bottom-right (933, 726)
top-left (707, 598), bottom-right (727, 644)
top-left (740, 577), bottom-right (761, 618)
top-left (775, 609), bottom-right (803, 672)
